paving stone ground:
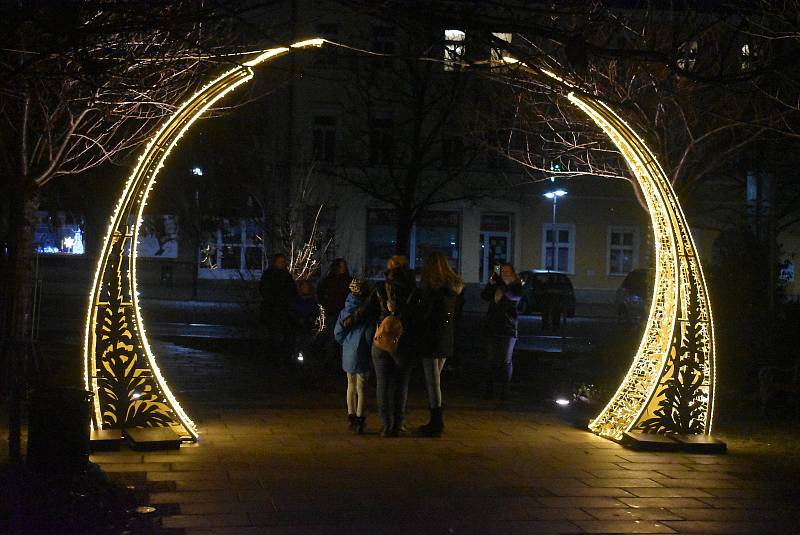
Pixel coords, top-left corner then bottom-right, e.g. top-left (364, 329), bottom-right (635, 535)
top-left (87, 340), bottom-right (800, 534)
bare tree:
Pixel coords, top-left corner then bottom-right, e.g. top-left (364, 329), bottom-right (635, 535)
top-left (0, 0), bottom-right (274, 462)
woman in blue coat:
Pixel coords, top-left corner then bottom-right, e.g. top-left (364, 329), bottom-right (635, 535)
top-left (334, 278), bottom-right (374, 434)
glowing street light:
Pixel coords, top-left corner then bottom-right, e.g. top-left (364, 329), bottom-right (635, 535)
top-left (191, 166), bottom-right (203, 176)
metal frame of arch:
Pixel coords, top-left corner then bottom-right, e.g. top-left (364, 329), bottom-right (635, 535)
top-left (83, 39), bottom-right (715, 442)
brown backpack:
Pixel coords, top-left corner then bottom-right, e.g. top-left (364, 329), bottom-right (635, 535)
top-left (373, 283), bottom-right (405, 353)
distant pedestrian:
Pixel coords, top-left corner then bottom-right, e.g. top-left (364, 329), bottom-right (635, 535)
top-left (481, 262), bottom-right (522, 400)
top-left (334, 278), bottom-right (374, 434)
top-left (318, 259), bottom-right (351, 322)
top-left (260, 253), bottom-right (297, 365)
top-left (289, 280), bottom-right (320, 362)
top-left (416, 253), bottom-right (464, 437)
top-left (317, 259), bottom-right (352, 357)
top-left (540, 273), bottom-right (564, 332)
top-left (354, 255), bottom-right (417, 437)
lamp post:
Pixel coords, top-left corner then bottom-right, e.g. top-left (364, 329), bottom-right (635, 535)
top-left (543, 189), bottom-right (567, 270)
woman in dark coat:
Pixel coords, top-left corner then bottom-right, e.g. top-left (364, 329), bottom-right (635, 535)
top-left (353, 255), bottom-right (417, 437)
top-left (417, 253), bottom-right (464, 437)
top-left (481, 262), bottom-right (522, 399)
top-left (317, 258), bottom-right (351, 330)
top-left (259, 253), bottom-right (297, 364)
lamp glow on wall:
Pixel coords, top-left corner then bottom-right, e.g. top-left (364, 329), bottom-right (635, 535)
top-left (85, 39), bottom-right (714, 443)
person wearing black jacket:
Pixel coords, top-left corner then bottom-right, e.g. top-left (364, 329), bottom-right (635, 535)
top-left (259, 254), bottom-right (297, 364)
top-left (416, 253), bottom-right (464, 437)
top-left (352, 255), bottom-right (417, 437)
top-left (481, 262), bottom-right (522, 399)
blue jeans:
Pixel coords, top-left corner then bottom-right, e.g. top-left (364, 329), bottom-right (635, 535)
top-left (371, 346), bottom-right (411, 432)
top-left (486, 336), bottom-right (516, 395)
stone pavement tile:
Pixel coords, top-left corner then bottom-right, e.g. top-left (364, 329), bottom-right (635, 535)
top-left (626, 487), bottom-right (714, 498)
top-left (649, 477), bottom-right (743, 489)
top-left (662, 520), bottom-right (797, 534)
top-left (668, 508), bottom-right (795, 521)
top-left (161, 513), bottom-right (251, 529)
top-left (697, 497), bottom-right (798, 509)
top-left (149, 491), bottom-right (241, 504)
top-left (654, 468), bottom-right (741, 479)
top-left (617, 454), bottom-right (693, 464)
top-left (583, 507), bottom-right (685, 521)
top-left (90, 452), bottom-right (144, 463)
top-left (548, 486), bottom-right (636, 497)
top-left (571, 462), bottom-right (628, 472)
top-left (616, 462), bottom-right (694, 472)
top-left (175, 479), bottom-right (262, 491)
top-left (536, 496), bottom-right (627, 508)
top-left (586, 469), bottom-right (664, 479)
top-left (171, 462), bottom-right (251, 471)
top-left (481, 520), bottom-right (585, 534)
top-left (572, 519), bottom-right (677, 533)
top-left (526, 508), bottom-right (596, 521)
top-left (180, 501), bottom-right (274, 515)
top-left (581, 478), bottom-right (664, 488)
top-left (101, 462), bottom-right (172, 472)
top-left (619, 497), bottom-right (709, 509)
top-left (702, 487), bottom-right (800, 498)
top-left (678, 463), bottom-right (757, 473)
top-left (147, 470), bottom-right (231, 481)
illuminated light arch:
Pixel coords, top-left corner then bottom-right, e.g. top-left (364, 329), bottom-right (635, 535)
top-left (85, 39), bottom-right (714, 442)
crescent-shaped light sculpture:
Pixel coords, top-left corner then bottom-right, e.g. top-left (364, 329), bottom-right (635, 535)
top-left (84, 39), bottom-right (715, 443)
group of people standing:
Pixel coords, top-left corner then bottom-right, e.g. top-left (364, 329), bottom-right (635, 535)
top-left (333, 253), bottom-right (463, 438)
top-left (260, 251), bottom-right (525, 439)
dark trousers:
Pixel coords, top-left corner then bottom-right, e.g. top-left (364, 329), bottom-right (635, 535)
top-left (486, 336), bottom-right (516, 395)
top-left (542, 300), bottom-right (563, 331)
top-left (372, 346), bottom-right (412, 432)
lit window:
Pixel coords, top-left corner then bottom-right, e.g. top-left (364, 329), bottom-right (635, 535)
top-left (677, 40), bottom-right (697, 71)
top-left (199, 217), bottom-right (264, 277)
top-left (312, 115), bottom-right (336, 163)
top-left (139, 215), bottom-right (179, 258)
top-left (490, 32), bottom-right (513, 64)
top-left (542, 223), bottom-right (574, 273)
top-left (34, 210), bottom-right (85, 255)
top-left (608, 227), bottom-right (639, 276)
top-left (444, 29), bottom-right (465, 71)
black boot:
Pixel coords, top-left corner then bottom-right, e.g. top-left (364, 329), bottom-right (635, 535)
top-left (348, 413), bottom-right (356, 432)
top-left (355, 416), bottom-right (366, 435)
top-left (417, 408), bottom-right (444, 437)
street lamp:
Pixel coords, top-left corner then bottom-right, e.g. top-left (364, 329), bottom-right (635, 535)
top-left (543, 189), bottom-right (567, 270)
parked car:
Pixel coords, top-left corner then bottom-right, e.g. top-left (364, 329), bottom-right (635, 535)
top-left (615, 268), bottom-right (655, 324)
top-left (517, 270), bottom-right (576, 318)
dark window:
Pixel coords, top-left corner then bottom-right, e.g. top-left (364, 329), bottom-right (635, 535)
top-left (370, 118), bottom-right (394, 165)
top-left (486, 129), bottom-right (511, 169)
top-left (312, 115), bottom-right (336, 163)
top-left (441, 135), bottom-right (464, 167)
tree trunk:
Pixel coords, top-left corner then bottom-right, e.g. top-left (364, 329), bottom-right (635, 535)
top-left (395, 210), bottom-right (414, 261)
top-left (3, 176), bottom-right (39, 462)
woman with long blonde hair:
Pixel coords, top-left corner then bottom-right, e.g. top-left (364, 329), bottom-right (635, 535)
top-left (417, 252), bottom-right (464, 437)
